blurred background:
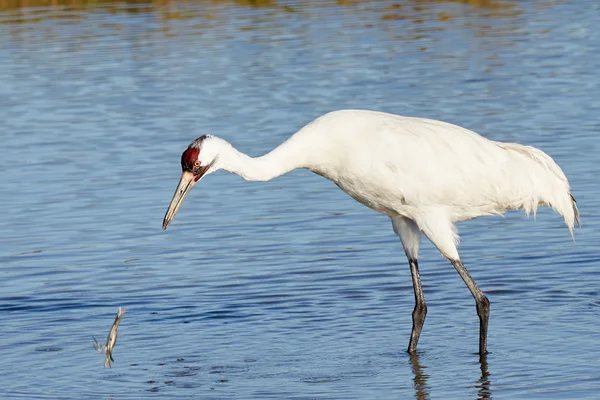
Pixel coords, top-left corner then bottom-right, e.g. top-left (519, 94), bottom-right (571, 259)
top-left (1, 0), bottom-right (599, 398)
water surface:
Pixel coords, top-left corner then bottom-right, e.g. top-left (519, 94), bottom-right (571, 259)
top-left (1, 0), bottom-right (599, 398)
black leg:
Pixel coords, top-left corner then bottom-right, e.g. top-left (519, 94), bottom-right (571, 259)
top-left (408, 258), bottom-right (427, 353)
top-left (451, 259), bottom-right (490, 355)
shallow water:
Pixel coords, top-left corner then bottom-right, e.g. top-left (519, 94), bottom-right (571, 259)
top-left (1, 0), bottom-right (599, 398)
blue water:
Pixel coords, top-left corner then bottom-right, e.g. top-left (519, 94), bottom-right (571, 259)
top-left (1, 0), bottom-right (599, 398)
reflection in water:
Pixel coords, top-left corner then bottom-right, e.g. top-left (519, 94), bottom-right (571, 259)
top-left (409, 353), bottom-right (430, 400)
top-left (477, 356), bottom-right (492, 400)
top-left (0, 0), bottom-right (524, 22)
top-left (0, 0), bottom-right (521, 12)
top-left (0, 0), bottom-right (534, 53)
top-left (408, 353), bottom-right (492, 400)
top-left (0, 0), bottom-right (533, 58)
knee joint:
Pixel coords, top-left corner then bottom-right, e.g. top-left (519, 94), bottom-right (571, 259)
top-left (413, 302), bottom-right (427, 317)
top-left (476, 295), bottom-right (490, 315)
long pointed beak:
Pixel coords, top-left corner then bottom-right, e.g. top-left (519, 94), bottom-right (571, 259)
top-left (162, 171), bottom-right (196, 230)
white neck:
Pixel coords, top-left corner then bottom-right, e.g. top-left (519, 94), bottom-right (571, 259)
top-left (219, 138), bottom-right (311, 182)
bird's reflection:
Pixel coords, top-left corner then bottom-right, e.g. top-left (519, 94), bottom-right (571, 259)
top-left (409, 352), bottom-right (430, 400)
top-left (476, 355), bottom-right (492, 400)
top-left (408, 353), bottom-right (492, 400)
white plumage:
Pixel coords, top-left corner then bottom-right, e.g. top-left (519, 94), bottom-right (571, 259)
top-left (163, 109), bottom-right (580, 356)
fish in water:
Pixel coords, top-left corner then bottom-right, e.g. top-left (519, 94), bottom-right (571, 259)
top-left (93, 307), bottom-right (127, 368)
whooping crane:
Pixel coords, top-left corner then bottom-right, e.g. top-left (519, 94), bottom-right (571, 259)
top-left (163, 109), bottom-right (580, 355)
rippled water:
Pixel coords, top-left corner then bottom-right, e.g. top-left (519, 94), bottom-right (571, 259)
top-left (1, 0), bottom-right (599, 398)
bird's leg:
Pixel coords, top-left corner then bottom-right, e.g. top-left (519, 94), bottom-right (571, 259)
top-left (390, 217), bottom-right (423, 352)
top-left (451, 259), bottom-right (490, 355)
top-left (408, 258), bottom-right (427, 353)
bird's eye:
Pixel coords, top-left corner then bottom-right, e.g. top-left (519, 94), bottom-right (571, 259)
top-left (193, 161), bottom-right (201, 169)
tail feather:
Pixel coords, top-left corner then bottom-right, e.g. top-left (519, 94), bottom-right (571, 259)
top-left (570, 193), bottom-right (582, 227)
top-left (499, 142), bottom-right (580, 238)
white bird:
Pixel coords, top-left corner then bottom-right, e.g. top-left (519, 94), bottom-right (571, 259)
top-left (162, 109), bottom-right (580, 356)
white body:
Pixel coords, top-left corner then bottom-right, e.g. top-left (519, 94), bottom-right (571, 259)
top-left (201, 110), bottom-right (578, 260)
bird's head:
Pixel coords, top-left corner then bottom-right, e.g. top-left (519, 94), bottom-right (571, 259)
top-left (162, 134), bottom-right (225, 229)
